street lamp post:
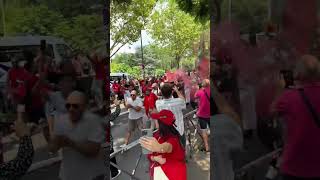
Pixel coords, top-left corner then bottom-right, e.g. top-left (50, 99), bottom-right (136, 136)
top-left (228, 0), bottom-right (232, 21)
top-left (1, 0), bottom-right (6, 37)
top-left (140, 30), bottom-right (145, 80)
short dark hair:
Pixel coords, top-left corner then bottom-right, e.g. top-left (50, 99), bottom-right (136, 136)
top-left (160, 83), bottom-right (173, 98)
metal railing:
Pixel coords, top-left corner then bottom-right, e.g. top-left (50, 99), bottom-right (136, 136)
top-left (14, 109), bottom-right (202, 180)
top-left (109, 109), bottom-right (202, 179)
top-left (235, 148), bottom-right (282, 180)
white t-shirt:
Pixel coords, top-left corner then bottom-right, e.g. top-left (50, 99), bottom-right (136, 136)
top-left (127, 97), bottom-right (144, 120)
top-left (53, 111), bottom-right (105, 180)
top-left (156, 97), bottom-right (186, 135)
top-left (212, 114), bottom-right (243, 180)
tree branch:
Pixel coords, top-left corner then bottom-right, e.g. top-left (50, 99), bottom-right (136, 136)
top-left (111, 43), bottom-right (127, 58)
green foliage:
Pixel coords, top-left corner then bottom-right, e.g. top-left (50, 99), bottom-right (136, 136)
top-left (176, 0), bottom-right (209, 23)
top-left (221, 0), bottom-right (269, 33)
top-left (112, 53), bottom-right (136, 67)
top-left (111, 0), bottom-right (157, 57)
top-left (181, 56), bottom-right (196, 71)
top-left (6, 5), bottom-right (65, 36)
top-left (41, 0), bottom-right (101, 18)
top-left (5, 4), bottom-right (104, 52)
top-left (54, 15), bottom-right (104, 52)
top-left (155, 69), bottom-right (165, 76)
top-left (148, 0), bottom-right (204, 68)
top-left (111, 62), bottom-right (141, 78)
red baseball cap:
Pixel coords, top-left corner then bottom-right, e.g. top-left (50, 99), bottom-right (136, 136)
top-left (150, 110), bottom-right (176, 126)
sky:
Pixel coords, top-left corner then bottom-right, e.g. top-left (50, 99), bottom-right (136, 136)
top-left (111, 30), bottom-right (153, 56)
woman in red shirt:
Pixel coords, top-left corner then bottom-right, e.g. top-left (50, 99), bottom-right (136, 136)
top-left (140, 110), bottom-right (186, 180)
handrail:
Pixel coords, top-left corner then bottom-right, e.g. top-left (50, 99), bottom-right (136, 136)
top-left (235, 148), bottom-right (282, 178)
top-left (23, 108), bottom-right (199, 178)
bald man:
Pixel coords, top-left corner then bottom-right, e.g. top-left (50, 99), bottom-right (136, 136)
top-left (271, 55), bottom-right (320, 179)
top-left (194, 79), bottom-right (211, 152)
top-left (48, 91), bottom-right (106, 180)
top-left (124, 90), bottom-right (144, 145)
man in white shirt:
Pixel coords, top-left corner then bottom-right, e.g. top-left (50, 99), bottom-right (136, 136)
top-left (124, 90), bottom-right (144, 145)
top-left (155, 83), bottom-right (187, 147)
top-left (48, 91), bottom-right (106, 180)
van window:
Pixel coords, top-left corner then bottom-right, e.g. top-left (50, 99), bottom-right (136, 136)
top-left (0, 45), bottom-right (54, 62)
top-left (56, 44), bottom-right (72, 59)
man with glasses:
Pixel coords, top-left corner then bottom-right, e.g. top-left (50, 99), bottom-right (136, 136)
top-left (48, 91), bottom-right (105, 180)
top-left (123, 90), bottom-right (144, 146)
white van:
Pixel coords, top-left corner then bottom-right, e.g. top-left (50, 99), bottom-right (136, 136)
top-left (110, 73), bottom-right (131, 83)
top-left (0, 35), bottom-right (73, 87)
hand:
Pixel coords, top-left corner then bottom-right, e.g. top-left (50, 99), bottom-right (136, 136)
top-left (139, 137), bottom-right (160, 152)
top-left (173, 86), bottom-right (179, 93)
top-left (126, 104), bottom-right (132, 109)
top-left (14, 119), bottom-right (30, 138)
top-left (152, 155), bottom-right (166, 165)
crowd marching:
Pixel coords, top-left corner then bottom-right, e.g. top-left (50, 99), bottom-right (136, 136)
top-left (0, 39), bottom-right (212, 180)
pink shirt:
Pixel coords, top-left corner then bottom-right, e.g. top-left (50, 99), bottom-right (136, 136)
top-left (275, 82), bottom-right (320, 177)
top-left (195, 87), bottom-right (210, 118)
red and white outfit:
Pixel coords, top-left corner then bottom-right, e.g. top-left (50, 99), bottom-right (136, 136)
top-left (147, 110), bottom-right (187, 180)
top-left (148, 133), bottom-right (186, 180)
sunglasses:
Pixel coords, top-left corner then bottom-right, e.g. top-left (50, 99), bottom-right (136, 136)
top-left (131, 94), bottom-right (136, 97)
top-left (65, 103), bottom-right (80, 110)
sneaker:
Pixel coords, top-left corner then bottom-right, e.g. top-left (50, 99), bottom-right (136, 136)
top-left (111, 170), bottom-right (121, 179)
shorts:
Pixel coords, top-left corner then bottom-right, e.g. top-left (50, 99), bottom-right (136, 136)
top-left (198, 117), bottom-right (210, 130)
top-left (128, 117), bottom-right (143, 132)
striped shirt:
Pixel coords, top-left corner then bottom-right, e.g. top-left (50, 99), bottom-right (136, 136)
top-left (156, 97), bottom-right (186, 135)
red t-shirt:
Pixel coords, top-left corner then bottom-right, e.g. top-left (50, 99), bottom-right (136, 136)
top-left (112, 83), bottom-right (120, 93)
top-left (27, 75), bottom-right (50, 109)
top-left (8, 68), bottom-right (30, 101)
top-left (275, 82), bottom-right (320, 177)
top-left (144, 93), bottom-right (158, 116)
top-left (93, 60), bottom-right (106, 80)
top-left (148, 133), bottom-right (186, 180)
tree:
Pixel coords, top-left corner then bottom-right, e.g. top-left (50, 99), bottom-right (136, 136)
top-left (42, 0), bottom-right (101, 18)
top-left (176, 0), bottom-right (209, 23)
top-left (111, 62), bottom-right (141, 78)
top-left (148, 0), bottom-right (204, 68)
top-left (6, 5), bottom-right (65, 36)
top-left (54, 14), bottom-right (104, 52)
top-left (112, 53), bottom-right (136, 67)
top-left (221, 0), bottom-right (269, 33)
top-left (110, 0), bottom-right (156, 58)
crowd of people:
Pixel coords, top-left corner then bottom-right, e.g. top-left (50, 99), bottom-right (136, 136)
top-left (0, 40), bottom-right (110, 180)
top-left (0, 38), bottom-right (212, 180)
top-left (108, 70), bottom-right (211, 179)
top-left (212, 53), bottom-right (320, 180)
